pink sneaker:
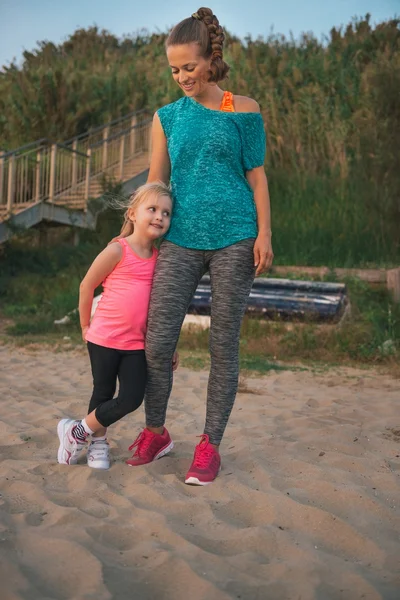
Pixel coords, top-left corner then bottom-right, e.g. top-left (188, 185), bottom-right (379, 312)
top-left (126, 427), bottom-right (174, 466)
top-left (185, 434), bottom-right (221, 486)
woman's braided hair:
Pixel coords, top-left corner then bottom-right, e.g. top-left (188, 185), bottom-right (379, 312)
top-left (166, 7), bottom-right (230, 83)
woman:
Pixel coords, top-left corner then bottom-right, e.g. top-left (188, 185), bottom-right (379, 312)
top-left (126, 7), bottom-right (273, 485)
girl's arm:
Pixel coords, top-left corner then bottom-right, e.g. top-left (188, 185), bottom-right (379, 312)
top-left (118, 113), bottom-right (170, 238)
top-left (246, 166), bottom-right (274, 276)
top-left (79, 243), bottom-right (122, 337)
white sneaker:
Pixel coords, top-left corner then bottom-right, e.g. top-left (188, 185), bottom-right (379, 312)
top-left (87, 440), bottom-right (110, 470)
top-left (57, 419), bottom-right (86, 465)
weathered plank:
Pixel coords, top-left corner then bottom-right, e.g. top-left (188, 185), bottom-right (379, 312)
top-left (271, 265), bottom-right (387, 284)
top-left (387, 267), bottom-right (400, 303)
top-left (189, 276), bottom-right (348, 321)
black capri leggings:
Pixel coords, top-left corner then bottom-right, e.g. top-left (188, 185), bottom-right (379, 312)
top-left (87, 341), bottom-right (147, 428)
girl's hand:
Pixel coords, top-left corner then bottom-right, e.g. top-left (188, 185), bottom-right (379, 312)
top-left (172, 351), bottom-right (179, 372)
top-left (81, 326), bottom-right (89, 342)
top-left (254, 232), bottom-right (274, 276)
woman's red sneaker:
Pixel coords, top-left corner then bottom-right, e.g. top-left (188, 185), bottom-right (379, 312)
top-left (185, 434), bottom-right (221, 485)
top-left (126, 427), bottom-right (174, 466)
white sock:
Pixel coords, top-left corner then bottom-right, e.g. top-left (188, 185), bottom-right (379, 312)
top-left (81, 418), bottom-right (95, 435)
top-left (91, 427), bottom-right (107, 442)
top-left (91, 434), bottom-right (107, 442)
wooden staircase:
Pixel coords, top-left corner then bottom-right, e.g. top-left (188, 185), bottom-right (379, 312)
top-left (0, 110), bottom-right (152, 242)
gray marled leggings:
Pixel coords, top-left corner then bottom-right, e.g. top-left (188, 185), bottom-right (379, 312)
top-left (144, 238), bottom-right (255, 445)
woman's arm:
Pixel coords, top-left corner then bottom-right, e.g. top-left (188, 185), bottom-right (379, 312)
top-left (236, 96), bottom-right (273, 275)
top-left (79, 243), bottom-right (122, 339)
top-left (148, 113), bottom-right (171, 183)
top-left (246, 166), bottom-right (274, 276)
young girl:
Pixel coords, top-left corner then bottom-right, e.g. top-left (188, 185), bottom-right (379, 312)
top-left (57, 182), bottom-right (174, 469)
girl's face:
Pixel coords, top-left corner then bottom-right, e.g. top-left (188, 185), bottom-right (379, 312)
top-left (167, 43), bottom-right (212, 98)
top-left (129, 194), bottom-right (172, 240)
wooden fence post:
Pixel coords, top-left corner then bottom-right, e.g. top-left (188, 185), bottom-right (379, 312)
top-left (102, 126), bottom-right (109, 170)
top-left (49, 144), bottom-right (57, 202)
top-left (119, 135), bottom-right (126, 179)
top-left (387, 267), bottom-right (400, 303)
top-left (71, 140), bottom-right (78, 188)
top-left (130, 116), bottom-right (137, 156)
top-left (147, 121), bottom-right (152, 164)
top-left (7, 154), bottom-right (15, 212)
top-left (84, 148), bottom-right (92, 207)
top-left (0, 155), bottom-right (4, 207)
top-left (35, 150), bottom-right (41, 202)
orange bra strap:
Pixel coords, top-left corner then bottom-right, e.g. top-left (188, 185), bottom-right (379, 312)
top-left (220, 91), bottom-right (235, 112)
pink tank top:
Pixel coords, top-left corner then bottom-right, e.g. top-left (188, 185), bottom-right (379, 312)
top-left (85, 238), bottom-right (158, 351)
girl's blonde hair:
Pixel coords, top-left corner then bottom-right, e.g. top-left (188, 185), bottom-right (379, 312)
top-left (119, 181), bottom-right (172, 236)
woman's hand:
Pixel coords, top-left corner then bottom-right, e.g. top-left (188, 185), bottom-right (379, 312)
top-left (246, 167), bottom-right (273, 277)
top-left (172, 351), bottom-right (179, 372)
top-left (254, 232), bottom-right (274, 276)
top-left (81, 326), bottom-right (89, 342)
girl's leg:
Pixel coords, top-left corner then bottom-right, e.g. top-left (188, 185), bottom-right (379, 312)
top-left (86, 349), bottom-right (146, 471)
top-left (57, 342), bottom-right (120, 465)
top-left (145, 241), bottom-right (205, 428)
top-left (205, 239), bottom-right (255, 445)
top-left (87, 342), bottom-right (119, 413)
top-left (93, 350), bottom-right (147, 427)
top-left (85, 342), bottom-right (120, 434)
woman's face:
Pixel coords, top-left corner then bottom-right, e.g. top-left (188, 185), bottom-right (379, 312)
top-left (167, 43), bottom-right (212, 97)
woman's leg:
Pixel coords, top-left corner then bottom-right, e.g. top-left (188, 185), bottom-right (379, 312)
top-left (205, 239), bottom-right (255, 445)
top-left (94, 350), bottom-right (147, 427)
top-left (145, 241), bottom-right (205, 428)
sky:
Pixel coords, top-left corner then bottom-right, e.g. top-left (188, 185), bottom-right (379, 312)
top-left (0, 0), bottom-right (398, 67)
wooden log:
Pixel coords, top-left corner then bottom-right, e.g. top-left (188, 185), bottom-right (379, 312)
top-left (271, 266), bottom-right (330, 279)
top-left (387, 267), bottom-right (400, 303)
top-left (270, 265), bottom-right (400, 303)
top-left (191, 276), bottom-right (348, 321)
top-left (334, 267), bottom-right (387, 284)
top-left (271, 266), bottom-right (387, 285)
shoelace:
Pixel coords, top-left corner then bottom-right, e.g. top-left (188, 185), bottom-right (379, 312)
top-left (192, 434), bottom-right (217, 469)
top-left (128, 430), bottom-right (154, 457)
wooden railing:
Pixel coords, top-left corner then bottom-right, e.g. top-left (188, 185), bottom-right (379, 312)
top-left (0, 109), bottom-right (152, 217)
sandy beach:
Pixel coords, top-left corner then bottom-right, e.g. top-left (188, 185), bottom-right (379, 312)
top-left (0, 344), bottom-right (399, 600)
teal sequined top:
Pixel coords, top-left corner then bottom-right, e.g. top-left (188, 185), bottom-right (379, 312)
top-left (157, 96), bottom-right (266, 250)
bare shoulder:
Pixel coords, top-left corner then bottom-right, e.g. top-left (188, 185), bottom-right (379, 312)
top-left (153, 112), bottom-right (162, 127)
top-left (152, 111), bottom-right (166, 137)
top-left (102, 241), bottom-right (123, 259)
top-left (233, 95), bottom-right (260, 113)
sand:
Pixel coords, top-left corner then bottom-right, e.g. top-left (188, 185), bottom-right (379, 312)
top-left (0, 344), bottom-right (399, 600)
